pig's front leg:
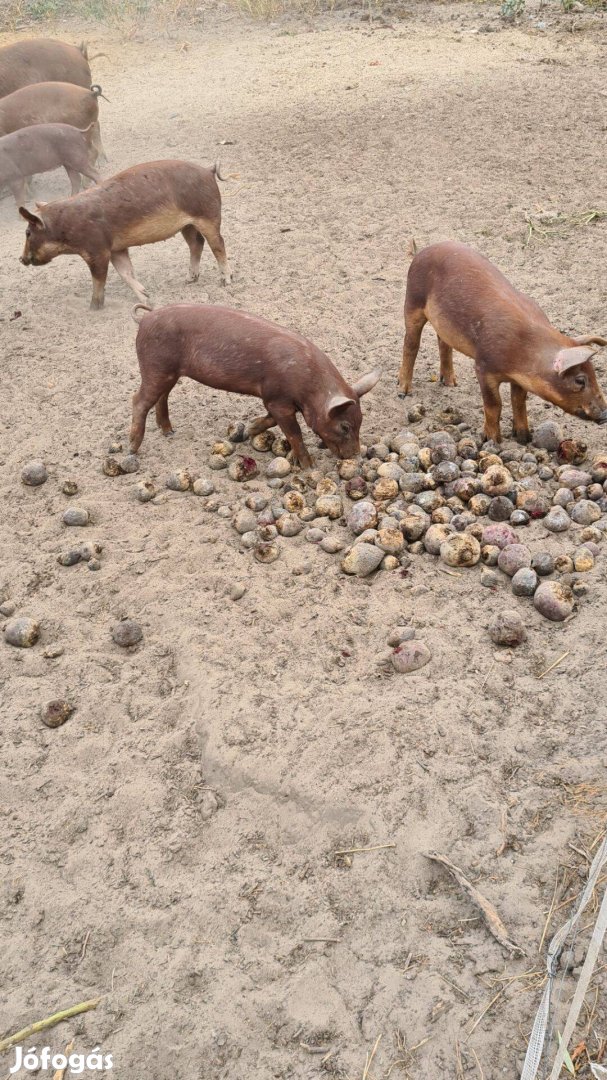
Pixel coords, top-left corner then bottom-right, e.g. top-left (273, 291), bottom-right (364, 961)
top-left (476, 366), bottom-right (503, 443)
top-left (269, 403), bottom-right (313, 469)
top-left (247, 413), bottom-right (277, 438)
top-left (510, 382), bottom-right (531, 444)
top-left (85, 252), bottom-right (110, 310)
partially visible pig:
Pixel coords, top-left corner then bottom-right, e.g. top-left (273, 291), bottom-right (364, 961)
top-left (0, 123), bottom-right (99, 207)
top-left (399, 240), bottom-right (607, 443)
top-left (129, 303), bottom-right (381, 467)
top-left (0, 39), bottom-right (98, 98)
top-left (19, 159), bottom-right (231, 310)
top-left (0, 82), bottom-right (106, 164)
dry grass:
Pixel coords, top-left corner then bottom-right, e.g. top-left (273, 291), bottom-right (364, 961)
top-left (0, 0), bottom-right (203, 33)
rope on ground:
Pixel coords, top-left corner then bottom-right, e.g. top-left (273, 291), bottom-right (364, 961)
top-left (520, 833), bottom-right (607, 1080)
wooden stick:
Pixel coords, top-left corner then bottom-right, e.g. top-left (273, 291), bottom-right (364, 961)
top-left (362, 1034), bottom-right (382, 1080)
top-left (537, 651), bottom-right (570, 680)
top-left (53, 1041), bottom-right (74, 1080)
top-left (334, 844), bottom-right (396, 856)
top-left (0, 998), bottom-right (101, 1054)
top-left (303, 937), bottom-right (340, 943)
top-left (425, 851), bottom-right (524, 956)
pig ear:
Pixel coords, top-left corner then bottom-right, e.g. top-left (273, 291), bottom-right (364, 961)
top-left (327, 393), bottom-right (356, 417)
top-left (35, 200), bottom-right (48, 209)
top-left (554, 346), bottom-right (596, 375)
top-left (352, 368), bottom-right (382, 397)
top-left (19, 206), bottom-right (44, 228)
top-left (572, 335), bottom-right (607, 347)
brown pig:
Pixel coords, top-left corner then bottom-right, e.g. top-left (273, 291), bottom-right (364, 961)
top-left (129, 303), bottom-right (381, 468)
top-left (398, 241), bottom-right (607, 443)
top-left (0, 123), bottom-right (100, 208)
top-left (0, 40), bottom-right (95, 98)
top-left (19, 159), bottom-right (231, 310)
top-left (0, 82), bottom-right (106, 164)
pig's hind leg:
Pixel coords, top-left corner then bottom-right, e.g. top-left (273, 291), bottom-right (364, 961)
top-left (182, 225), bottom-right (205, 283)
top-left (510, 382), bottom-right (531, 444)
top-left (247, 413), bottom-right (276, 437)
top-left (438, 338), bottom-right (457, 386)
top-left (111, 250), bottom-right (149, 303)
top-left (192, 217), bottom-right (232, 286)
top-left (65, 167), bottom-right (83, 196)
top-left (130, 375), bottom-right (178, 452)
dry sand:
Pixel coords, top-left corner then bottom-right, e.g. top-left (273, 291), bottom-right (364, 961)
top-left (2, 3), bottom-right (607, 1077)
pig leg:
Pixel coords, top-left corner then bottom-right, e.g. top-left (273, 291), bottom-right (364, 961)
top-left (65, 167), bottom-right (83, 196)
top-left (476, 367), bottom-right (503, 443)
top-left (398, 308), bottom-right (426, 395)
top-left (510, 382), bottom-right (531, 444)
top-left (438, 338), bottom-right (457, 387)
top-left (247, 413), bottom-right (276, 437)
top-left (9, 177), bottom-right (27, 209)
top-left (181, 225), bottom-right (206, 283)
top-left (90, 121), bottom-right (108, 165)
top-left (192, 218), bottom-right (232, 285)
top-left (110, 250), bottom-right (149, 303)
top-left (268, 403), bottom-right (313, 469)
top-left (130, 375), bottom-right (177, 452)
top-left (85, 253), bottom-right (110, 310)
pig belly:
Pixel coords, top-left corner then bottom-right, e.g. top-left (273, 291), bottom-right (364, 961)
top-left (112, 208), bottom-right (193, 250)
top-left (425, 298), bottom-right (477, 360)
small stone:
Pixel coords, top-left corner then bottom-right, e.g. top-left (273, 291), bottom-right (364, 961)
top-left (539, 467), bottom-right (554, 481)
top-left (102, 456), bottom-right (124, 477)
top-left (4, 617), bottom-right (39, 648)
top-left (415, 490), bottom-right (443, 514)
top-left (254, 542), bottom-right (280, 563)
top-left (276, 513), bottom-right (304, 537)
top-left (283, 491), bottom-right (305, 514)
top-left (338, 459), bottom-right (360, 480)
top-left (488, 609), bottom-right (527, 647)
top-left (112, 619), bottom-right (143, 647)
top-left (510, 510), bottom-right (530, 527)
top-left (511, 567), bottom-right (538, 596)
top-left (544, 506), bottom-right (571, 533)
top-left (341, 543), bottom-right (384, 577)
top-left (212, 439), bottom-right (234, 458)
top-left (218, 505), bottom-right (232, 519)
top-left (227, 421), bottom-right (247, 443)
top-left (387, 626), bottom-right (416, 646)
top-left (120, 454), bottom-right (140, 474)
top-left (108, 441), bottom-right (123, 454)
top-left (315, 494), bottom-right (343, 519)
top-left (57, 550), bottom-right (82, 566)
top-left (531, 552), bottom-right (555, 576)
top-left (440, 533), bottom-right (481, 567)
top-left (62, 480), bottom-right (78, 496)
top-left (570, 500), bottom-right (601, 526)
top-left (558, 467), bottom-right (592, 489)
top-left (347, 500), bottom-right (378, 535)
top-left (266, 457), bottom-right (291, 479)
top-left (62, 506), bottom-right (89, 527)
top-left (251, 432), bottom-right (274, 452)
top-left (230, 584), bottom-right (246, 599)
top-left (400, 472), bottom-right (430, 495)
top-left (497, 543), bottom-right (532, 577)
top-left (481, 567), bottom-right (500, 588)
top-left (87, 557), bottom-right (101, 571)
top-left (376, 528), bottom-right (405, 555)
top-left (240, 531), bottom-right (257, 549)
top-left (209, 454), bottom-right (228, 471)
top-left (345, 477), bottom-right (369, 501)
top-left (553, 488), bottom-right (575, 508)
top-left (233, 509), bottom-right (258, 535)
top-left (573, 546), bottom-right (594, 572)
top-left (41, 700), bottom-right (74, 728)
top-left (305, 528), bottom-right (326, 544)
top-left (407, 403), bottom-right (426, 423)
top-left (320, 535), bottom-right (345, 554)
top-left (391, 640), bottom-right (432, 673)
top-left (43, 645), bottom-right (63, 659)
top-left (481, 523), bottom-right (518, 550)
top-left (532, 420), bottom-right (563, 452)
top-left (21, 460), bottom-right (47, 486)
top-left (533, 581), bottom-right (574, 622)
top-left (228, 456), bottom-right (259, 482)
top-left (588, 483), bottom-right (604, 501)
top-left (136, 480), bottom-right (157, 503)
top-left (0, 601), bottom-right (16, 616)
top-left (166, 470), bottom-right (191, 492)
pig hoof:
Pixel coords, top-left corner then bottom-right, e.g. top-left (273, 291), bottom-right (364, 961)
top-left (513, 429), bottom-right (532, 445)
top-left (162, 429), bottom-right (175, 438)
top-left (185, 275), bottom-right (199, 285)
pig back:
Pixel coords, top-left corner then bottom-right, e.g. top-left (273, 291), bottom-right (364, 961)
top-left (0, 40), bottom-right (91, 98)
top-left (0, 83), bottom-right (98, 137)
top-left (0, 123), bottom-right (88, 180)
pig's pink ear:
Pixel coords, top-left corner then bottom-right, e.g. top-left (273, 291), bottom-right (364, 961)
top-left (19, 206), bottom-right (44, 228)
top-left (35, 200), bottom-right (48, 210)
top-left (554, 346), bottom-right (596, 375)
top-left (352, 368), bottom-right (382, 397)
top-left (327, 393), bottom-right (356, 417)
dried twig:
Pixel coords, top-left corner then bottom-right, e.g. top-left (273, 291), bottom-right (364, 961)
top-left (0, 998), bottom-right (101, 1054)
top-left (362, 1034), bottom-right (382, 1080)
top-left (334, 844), bottom-right (396, 856)
top-left (425, 851), bottom-right (524, 956)
top-left (537, 651), bottom-right (570, 680)
top-left (53, 1041), bottom-right (74, 1080)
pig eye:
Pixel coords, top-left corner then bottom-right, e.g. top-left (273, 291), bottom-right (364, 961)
top-left (340, 421), bottom-right (351, 434)
top-left (25, 228), bottom-right (31, 237)
top-left (574, 374), bottom-right (587, 389)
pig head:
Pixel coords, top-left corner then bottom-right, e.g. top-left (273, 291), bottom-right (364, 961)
top-left (302, 369), bottom-right (382, 459)
top-left (537, 338), bottom-right (607, 426)
top-left (19, 205), bottom-right (69, 264)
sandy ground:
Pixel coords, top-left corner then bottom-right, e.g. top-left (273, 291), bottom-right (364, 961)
top-left (2, 3), bottom-right (607, 1077)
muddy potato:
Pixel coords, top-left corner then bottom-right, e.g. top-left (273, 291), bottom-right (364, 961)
top-left (136, 480), bottom-right (157, 502)
top-left (570, 500), bottom-right (601, 526)
top-left (497, 543), bottom-right (531, 577)
top-left (347, 501), bottom-right (378, 534)
top-left (229, 456), bottom-right (260, 482)
top-left (266, 457), bottom-right (291, 479)
top-left (21, 460), bottom-right (48, 486)
top-left (424, 523), bottom-right (453, 555)
top-left (533, 580), bottom-right (574, 621)
top-left (272, 435), bottom-right (291, 457)
top-left (42, 700), bottom-right (74, 728)
top-left (283, 491), bottom-right (305, 514)
top-left (511, 567), bottom-right (538, 596)
top-left (480, 464), bottom-right (514, 497)
top-left (481, 544), bottom-right (500, 566)
top-left (488, 609), bottom-right (526, 647)
top-left (440, 533), bottom-right (480, 567)
top-left (401, 515), bottom-right (428, 543)
top-left (212, 440), bottom-right (234, 458)
top-left (345, 477), bottom-right (368, 501)
top-left (373, 478), bottom-right (399, 502)
top-left (4, 616), bottom-right (39, 648)
top-left (209, 454), bottom-right (228, 471)
top-left (391, 640), bottom-right (432, 673)
top-left (531, 552), bottom-right (555, 576)
top-left (557, 439), bottom-right (587, 465)
top-left (227, 421), bottom-right (247, 443)
top-left (554, 554), bottom-right (574, 575)
top-left (381, 555), bottom-right (400, 571)
top-left (254, 541), bottom-right (280, 563)
top-left (315, 494), bottom-right (343, 520)
top-left (376, 528), bottom-right (405, 555)
top-left (338, 459), bottom-right (360, 480)
top-left (193, 478), bottom-right (215, 497)
top-left (112, 619), bottom-right (143, 647)
top-left (276, 513), bottom-right (304, 537)
top-left (341, 543), bottom-right (384, 577)
top-left (572, 546), bottom-right (594, 572)
top-left (469, 493), bottom-right (491, 516)
top-left (251, 432), bottom-right (274, 452)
